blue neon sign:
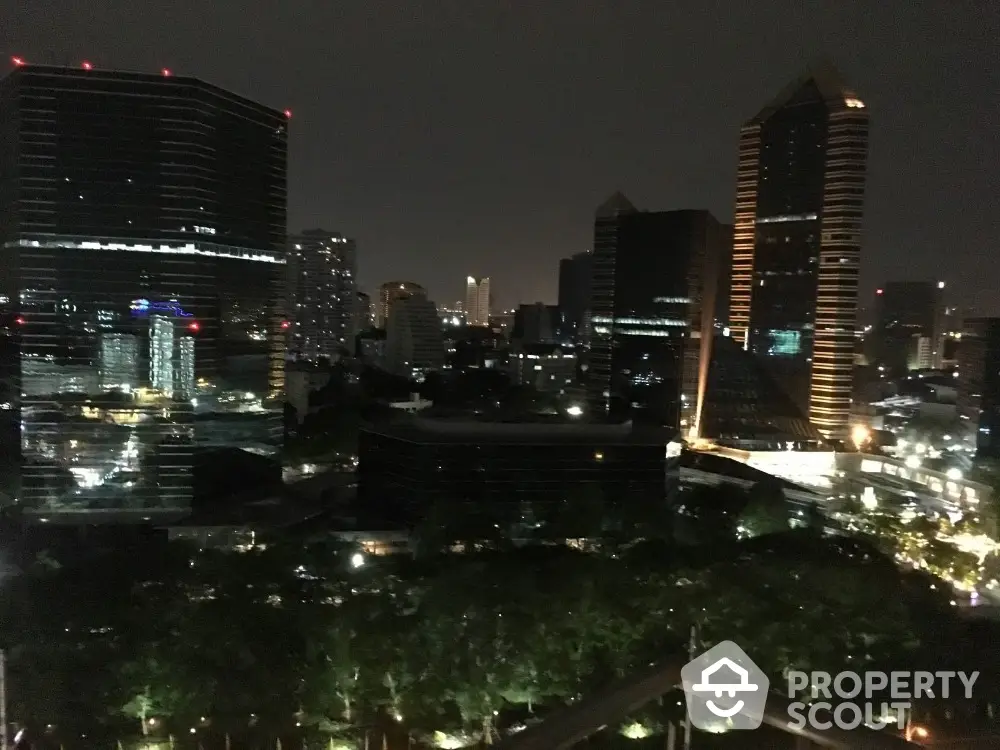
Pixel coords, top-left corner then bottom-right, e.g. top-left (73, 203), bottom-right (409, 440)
top-left (130, 298), bottom-right (193, 317)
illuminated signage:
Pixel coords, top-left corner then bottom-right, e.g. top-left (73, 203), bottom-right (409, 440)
top-left (130, 298), bottom-right (193, 317)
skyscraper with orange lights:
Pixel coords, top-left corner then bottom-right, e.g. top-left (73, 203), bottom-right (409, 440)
top-left (728, 62), bottom-right (869, 441)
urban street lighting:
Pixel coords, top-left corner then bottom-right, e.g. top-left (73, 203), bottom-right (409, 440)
top-left (851, 424), bottom-right (871, 450)
top-left (350, 553), bottom-right (365, 569)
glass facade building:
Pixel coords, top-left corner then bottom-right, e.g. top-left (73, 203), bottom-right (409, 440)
top-left (728, 62), bottom-right (869, 441)
top-left (586, 193), bottom-right (726, 431)
top-left (0, 65), bottom-right (287, 518)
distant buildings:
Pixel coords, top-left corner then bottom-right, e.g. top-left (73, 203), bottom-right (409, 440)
top-left (355, 291), bottom-right (374, 333)
top-left (465, 276), bottom-right (491, 327)
top-left (510, 345), bottom-right (577, 393)
top-left (0, 64), bottom-right (287, 518)
top-left (377, 281), bottom-right (426, 329)
top-left (728, 62), bottom-right (869, 441)
top-left (385, 295), bottom-right (444, 380)
top-left (957, 318), bottom-right (1000, 460)
top-left (287, 230), bottom-right (357, 361)
top-left (586, 193), bottom-right (726, 430)
top-left (872, 281), bottom-right (946, 374)
top-left (558, 251), bottom-right (592, 341)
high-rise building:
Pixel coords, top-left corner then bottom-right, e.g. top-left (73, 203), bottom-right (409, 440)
top-left (0, 64), bottom-right (287, 518)
top-left (355, 291), bottom-right (374, 333)
top-left (99, 333), bottom-right (140, 391)
top-left (377, 281), bottom-right (426, 328)
top-left (728, 62), bottom-right (869, 440)
top-left (558, 251), bottom-right (592, 341)
top-left (385, 295), bottom-right (444, 380)
top-left (872, 281), bottom-right (946, 374)
top-left (586, 193), bottom-right (725, 430)
top-left (957, 318), bottom-right (1000, 460)
top-left (287, 230), bottom-right (357, 361)
top-left (512, 303), bottom-right (567, 345)
top-left (465, 276), bottom-right (491, 327)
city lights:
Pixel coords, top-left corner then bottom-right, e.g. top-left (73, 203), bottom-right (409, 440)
top-left (851, 424), bottom-right (871, 449)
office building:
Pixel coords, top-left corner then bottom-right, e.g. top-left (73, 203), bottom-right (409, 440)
top-left (465, 276), bottom-right (491, 327)
top-left (0, 64), bottom-right (287, 518)
top-left (957, 318), bottom-right (1000, 460)
top-left (355, 290), bottom-right (374, 333)
top-left (512, 302), bottom-right (568, 345)
top-left (287, 230), bottom-right (357, 361)
top-left (728, 62), bottom-right (869, 441)
top-left (872, 281), bottom-right (946, 375)
top-left (586, 193), bottom-right (726, 430)
top-left (385, 295), bottom-right (444, 380)
top-left (99, 333), bottom-right (140, 391)
top-left (377, 281), bottom-right (426, 328)
top-left (359, 418), bottom-right (669, 528)
top-left (558, 251), bottom-right (592, 341)
top-left (510, 345), bottom-right (577, 393)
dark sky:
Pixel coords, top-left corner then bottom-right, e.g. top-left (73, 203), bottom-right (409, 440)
top-left (5, 1), bottom-right (999, 312)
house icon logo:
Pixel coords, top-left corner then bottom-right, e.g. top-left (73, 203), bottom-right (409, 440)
top-left (681, 640), bottom-right (769, 731)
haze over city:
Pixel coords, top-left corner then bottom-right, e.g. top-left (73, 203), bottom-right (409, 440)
top-left (4, 0), bottom-right (998, 309)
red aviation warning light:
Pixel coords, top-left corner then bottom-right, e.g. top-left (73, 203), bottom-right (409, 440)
top-left (284, 109), bottom-right (292, 119)
top-left (280, 320), bottom-right (290, 330)
top-left (15, 317), bottom-right (25, 325)
top-left (11, 56), bottom-right (25, 67)
top-left (81, 61), bottom-right (93, 71)
top-left (162, 68), bottom-right (172, 77)
top-left (188, 321), bottom-right (200, 332)
top-left (876, 288), bottom-right (883, 295)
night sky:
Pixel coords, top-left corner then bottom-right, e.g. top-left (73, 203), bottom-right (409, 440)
top-left (5, 1), bottom-right (998, 314)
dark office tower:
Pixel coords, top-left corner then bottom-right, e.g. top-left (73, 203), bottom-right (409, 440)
top-left (512, 303), bottom-right (565, 345)
top-left (957, 318), bottom-right (1000, 460)
top-left (586, 193), bottom-right (723, 430)
top-left (873, 281), bottom-right (946, 374)
top-left (729, 62), bottom-right (869, 441)
top-left (287, 230), bottom-right (357, 361)
top-left (377, 281), bottom-right (426, 329)
top-left (557, 251), bottom-right (592, 341)
top-left (0, 65), bottom-right (287, 519)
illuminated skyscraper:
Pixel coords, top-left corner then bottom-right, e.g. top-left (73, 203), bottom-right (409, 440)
top-left (287, 230), bottom-right (357, 360)
top-left (149, 316), bottom-right (176, 394)
top-left (0, 64), bottom-right (287, 517)
top-left (728, 62), bottom-right (869, 440)
top-left (99, 333), bottom-right (140, 391)
top-left (465, 276), bottom-right (491, 327)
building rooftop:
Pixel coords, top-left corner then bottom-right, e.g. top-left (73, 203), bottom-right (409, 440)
top-left (749, 59), bottom-right (862, 124)
top-left (364, 417), bottom-right (675, 446)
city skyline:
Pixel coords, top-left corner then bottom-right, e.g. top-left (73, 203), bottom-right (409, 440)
top-left (5, 2), bottom-right (997, 311)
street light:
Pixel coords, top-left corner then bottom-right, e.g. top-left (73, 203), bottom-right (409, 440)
top-left (350, 553), bottom-right (365, 569)
top-left (851, 424), bottom-right (870, 450)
